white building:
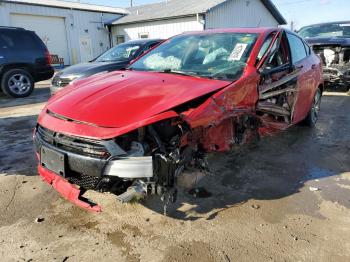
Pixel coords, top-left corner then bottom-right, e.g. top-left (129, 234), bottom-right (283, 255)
top-left (110, 0), bottom-right (286, 44)
top-left (0, 0), bottom-right (128, 65)
top-left (0, 0), bottom-right (286, 64)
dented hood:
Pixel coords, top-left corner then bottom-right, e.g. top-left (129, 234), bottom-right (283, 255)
top-left (47, 70), bottom-right (230, 128)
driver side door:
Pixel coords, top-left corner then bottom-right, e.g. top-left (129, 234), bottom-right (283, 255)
top-left (256, 30), bottom-right (302, 126)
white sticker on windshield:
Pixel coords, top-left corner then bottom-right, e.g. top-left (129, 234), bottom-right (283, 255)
top-left (228, 43), bottom-right (248, 61)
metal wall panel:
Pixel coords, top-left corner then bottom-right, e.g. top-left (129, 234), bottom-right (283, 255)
top-left (111, 16), bottom-right (204, 43)
top-left (206, 0), bottom-right (279, 29)
top-left (0, 2), bottom-right (122, 64)
top-left (111, 0), bottom-right (279, 43)
top-left (10, 14), bottom-right (70, 63)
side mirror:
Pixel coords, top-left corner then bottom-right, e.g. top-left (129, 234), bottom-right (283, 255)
top-left (259, 63), bottom-right (292, 76)
top-left (258, 65), bottom-right (273, 76)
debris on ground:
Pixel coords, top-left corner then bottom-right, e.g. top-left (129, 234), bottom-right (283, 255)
top-left (188, 187), bottom-right (212, 198)
top-left (309, 187), bottom-right (321, 191)
top-left (34, 217), bottom-right (45, 223)
top-left (177, 171), bottom-right (205, 189)
top-left (251, 204), bottom-right (260, 209)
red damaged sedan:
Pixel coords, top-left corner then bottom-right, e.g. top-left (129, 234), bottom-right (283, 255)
top-left (34, 28), bottom-right (323, 212)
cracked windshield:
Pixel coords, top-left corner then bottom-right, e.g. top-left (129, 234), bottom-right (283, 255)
top-left (131, 33), bottom-right (257, 81)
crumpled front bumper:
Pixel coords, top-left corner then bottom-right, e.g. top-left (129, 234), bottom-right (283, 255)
top-left (38, 164), bottom-right (102, 212)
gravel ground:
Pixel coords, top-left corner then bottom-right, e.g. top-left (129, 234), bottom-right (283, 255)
top-left (0, 86), bottom-right (350, 262)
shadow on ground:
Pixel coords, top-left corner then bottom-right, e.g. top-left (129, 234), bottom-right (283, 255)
top-left (0, 87), bottom-right (49, 108)
top-left (0, 115), bottom-right (38, 176)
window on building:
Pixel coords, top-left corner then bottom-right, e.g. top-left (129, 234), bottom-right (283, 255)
top-left (139, 32), bottom-right (149, 39)
top-left (115, 35), bottom-right (125, 45)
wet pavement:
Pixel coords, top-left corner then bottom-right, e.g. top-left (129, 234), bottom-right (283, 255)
top-left (0, 87), bottom-right (349, 262)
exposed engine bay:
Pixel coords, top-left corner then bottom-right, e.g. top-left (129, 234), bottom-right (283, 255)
top-left (102, 119), bottom-right (196, 212)
top-left (312, 45), bottom-right (350, 90)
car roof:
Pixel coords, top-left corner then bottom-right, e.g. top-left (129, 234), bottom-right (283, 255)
top-left (182, 27), bottom-right (279, 35)
top-left (124, 39), bottom-right (163, 45)
top-left (0, 26), bottom-right (26, 31)
top-left (176, 28), bottom-right (300, 39)
top-left (299, 21), bottom-right (350, 30)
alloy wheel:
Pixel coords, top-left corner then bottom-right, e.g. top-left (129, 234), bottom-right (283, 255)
top-left (8, 73), bottom-right (32, 95)
top-left (311, 90), bottom-right (321, 124)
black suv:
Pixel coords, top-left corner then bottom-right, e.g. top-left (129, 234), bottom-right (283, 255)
top-left (0, 26), bottom-right (54, 98)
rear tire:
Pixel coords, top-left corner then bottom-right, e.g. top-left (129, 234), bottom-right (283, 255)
top-left (1, 69), bottom-right (34, 98)
top-left (303, 88), bottom-right (322, 127)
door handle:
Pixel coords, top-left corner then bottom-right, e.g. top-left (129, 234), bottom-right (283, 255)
top-left (296, 65), bottom-right (304, 69)
top-left (311, 64), bottom-right (317, 69)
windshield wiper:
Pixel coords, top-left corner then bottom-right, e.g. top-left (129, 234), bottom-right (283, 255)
top-left (160, 69), bottom-right (211, 78)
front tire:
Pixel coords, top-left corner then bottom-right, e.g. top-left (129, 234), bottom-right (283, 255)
top-left (1, 69), bottom-right (34, 98)
top-left (303, 88), bottom-right (322, 127)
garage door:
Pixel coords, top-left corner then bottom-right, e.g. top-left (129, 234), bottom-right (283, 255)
top-left (10, 14), bottom-right (69, 65)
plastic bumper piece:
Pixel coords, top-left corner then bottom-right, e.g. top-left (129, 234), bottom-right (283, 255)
top-left (38, 164), bottom-right (102, 212)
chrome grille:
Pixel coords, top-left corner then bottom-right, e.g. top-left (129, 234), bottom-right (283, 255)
top-left (37, 125), bottom-right (110, 159)
top-left (52, 75), bottom-right (71, 87)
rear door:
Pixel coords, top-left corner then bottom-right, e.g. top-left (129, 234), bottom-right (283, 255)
top-left (286, 33), bottom-right (314, 123)
top-left (0, 30), bottom-right (38, 64)
top-left (0, 30), bottom-right (11, 66)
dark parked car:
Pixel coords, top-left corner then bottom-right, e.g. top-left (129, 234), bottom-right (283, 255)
top-left (50, 39), bottom-right (162, 95)
top-left (34, 28), bottom-right (323, 212)
top-left (0, 26), bottom-right (54, 98)
top-left (299, 21), bottom-right (350, 91)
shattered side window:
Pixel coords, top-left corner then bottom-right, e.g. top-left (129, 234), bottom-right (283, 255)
top-left (131, 33), bottom-right (258, 81)
top-left (257, 34), bottom-right (275, 63)
top-left (259, 33), bottom-right (290, 70)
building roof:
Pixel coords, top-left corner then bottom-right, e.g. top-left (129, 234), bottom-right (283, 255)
top-left (3, 0), bottom-right (129, 14)
top-left (260, 0), bottom-right (286, 25)
top-left (112, 0), bottom-right (286, 25)
top-left (112, 0), bottom-right (226, 25)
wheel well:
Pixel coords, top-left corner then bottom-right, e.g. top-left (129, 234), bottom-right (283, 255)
top-left (318, 83), bottom-right (324, 94)
top-left (0, 64), bottom-right (34, 80)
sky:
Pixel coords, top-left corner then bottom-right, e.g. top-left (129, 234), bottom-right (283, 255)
top-left (81, 0), bottom-right (350, 29)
